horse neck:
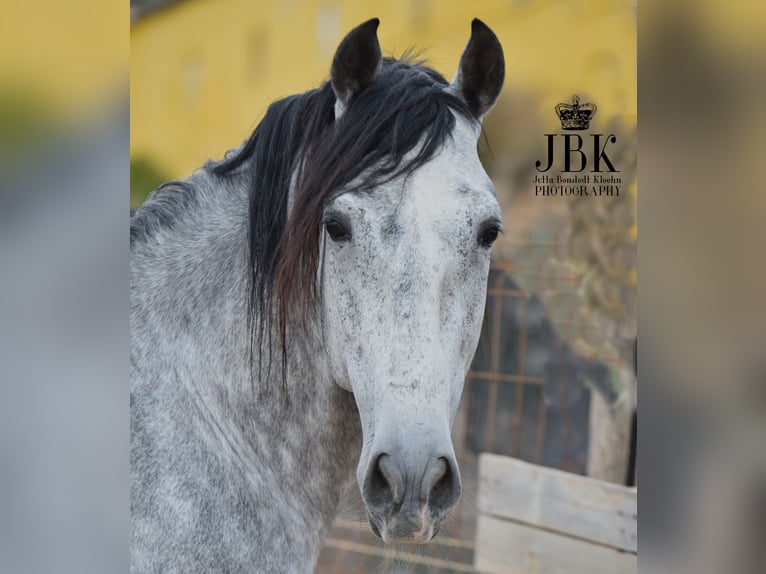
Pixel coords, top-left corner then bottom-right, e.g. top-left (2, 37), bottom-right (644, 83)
top-left (132, 168), bottom-right (361, 533)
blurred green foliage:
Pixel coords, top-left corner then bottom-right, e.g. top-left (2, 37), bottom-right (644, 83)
top-left (130, 155), bottom-right (168, 210)
top-left (0, 87), bottom-right (57, 162)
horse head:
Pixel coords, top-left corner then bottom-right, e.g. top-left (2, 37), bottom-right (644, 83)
top-left (315, 19), bottom-right (505, 543)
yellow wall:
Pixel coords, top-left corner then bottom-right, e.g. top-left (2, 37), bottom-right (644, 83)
top-left (131, 0), bottom-right (636, 178)
top-left (0, 0), bottom-right (127, 118)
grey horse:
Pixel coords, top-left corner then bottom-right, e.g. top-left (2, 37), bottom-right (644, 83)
top-left (131, 18), bottom-right (504, 573)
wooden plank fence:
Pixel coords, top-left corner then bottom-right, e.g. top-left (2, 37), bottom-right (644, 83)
top-left (475, 453), bottom-right (637, 573)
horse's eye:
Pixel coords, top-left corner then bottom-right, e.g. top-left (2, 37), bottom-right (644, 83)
top-left (324, 219), bottom-right (350, 241)
top-left (479, 225), bottom-right (500, 247)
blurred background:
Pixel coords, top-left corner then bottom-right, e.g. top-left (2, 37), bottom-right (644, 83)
top-left (0, 2), bottom-right (128, 574)
top-left (639, 2), bottom-right (766, 574)
top-left (132, 1), bottom-right (636, 571)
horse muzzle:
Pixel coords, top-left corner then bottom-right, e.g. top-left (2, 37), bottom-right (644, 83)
top-left (361, 450), bottom-right (461, 544)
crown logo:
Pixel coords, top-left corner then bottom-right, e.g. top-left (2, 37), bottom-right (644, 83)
top-left (555, 95), bottom-right (597, 130)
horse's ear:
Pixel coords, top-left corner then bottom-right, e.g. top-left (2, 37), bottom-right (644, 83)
top-left (331, 18), bottom-right (382, 116)
top-left (450, 19), bottom-right (505, 119)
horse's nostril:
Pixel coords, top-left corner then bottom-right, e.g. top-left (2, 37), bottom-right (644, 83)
top-left (428, 456), bottom-right (460, 513)
top-left (363, 451), bottom-right (460, 525)
top-left (364, 453), bottom-right (400, 510)
top-left (432, 457), bottom-right (448, 483)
